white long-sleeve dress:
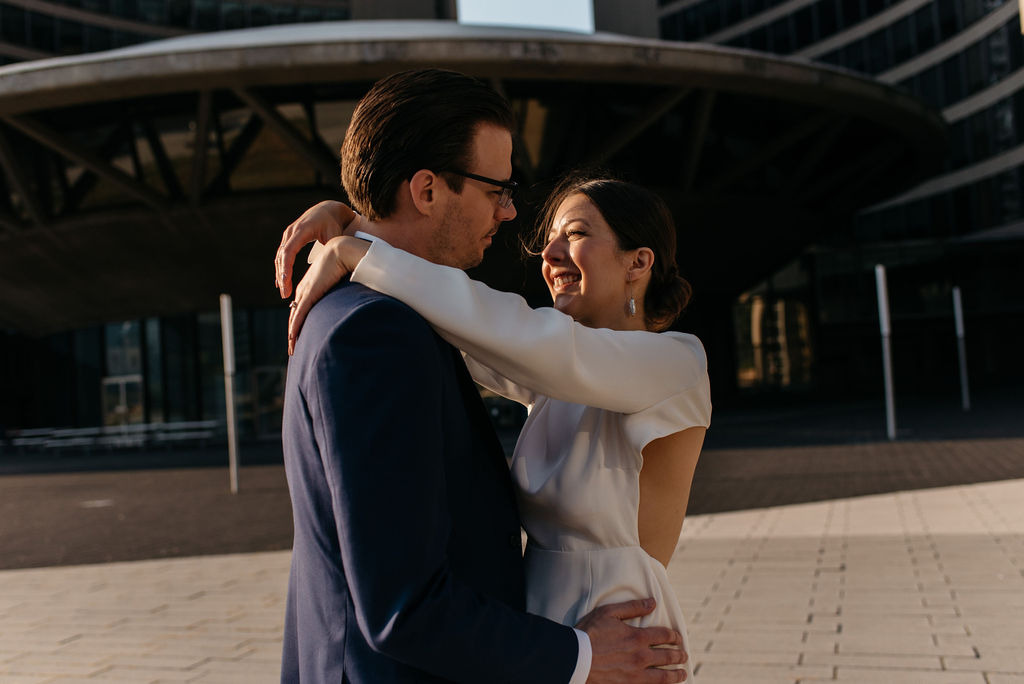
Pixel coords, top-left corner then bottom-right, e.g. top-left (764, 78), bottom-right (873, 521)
top-left (351, 240), bottom-right (712, 678)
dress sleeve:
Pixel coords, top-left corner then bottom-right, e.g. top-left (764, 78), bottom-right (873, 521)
top-left (351, 240), bottom-right (710, 416)
top-left (462, 352), bottom-right (537, 408)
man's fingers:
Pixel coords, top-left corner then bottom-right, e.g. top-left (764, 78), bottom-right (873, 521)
top-left (637, 625), bottom-right (683, 648)
top-left (643, 667), bottom-right (687, 683)
top-left (645, 646), bottom-right (687, 668)
top-left (598, 598), bottom-right (658, 622)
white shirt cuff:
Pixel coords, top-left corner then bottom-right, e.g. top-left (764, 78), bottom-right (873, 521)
top-left (568, 628), bottom-right (592, 684)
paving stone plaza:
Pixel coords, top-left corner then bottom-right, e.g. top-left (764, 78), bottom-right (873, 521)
top-left (1, 470), bottom-right (1022, 683)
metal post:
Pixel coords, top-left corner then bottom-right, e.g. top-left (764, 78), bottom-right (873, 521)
top-left (220, 294), bottom-right (239, 493)
top-left (874, 265), bottom-right (896, 441)
top-left (952, 286), bottom-right (971, 412)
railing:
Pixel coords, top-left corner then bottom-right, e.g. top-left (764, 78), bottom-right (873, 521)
top-left (4, 421), bottom-right (221, 452)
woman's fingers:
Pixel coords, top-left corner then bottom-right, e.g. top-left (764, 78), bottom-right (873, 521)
top-left (275, 201), bottom-right (348, 299)
top-left (287, 241), bottom-right (350, 355)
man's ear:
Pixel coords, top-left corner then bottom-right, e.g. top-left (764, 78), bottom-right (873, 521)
top-left (408, 169), bottom-right (442, 217)
top-left (627, 247), bottom-right (655, 283)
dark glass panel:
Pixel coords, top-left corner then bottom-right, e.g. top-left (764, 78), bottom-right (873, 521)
top-left (913, 4), bottom-right (937, 53)
top-left (818, 0), bottom-right (838, 36)
top-left (725, 0), bottom-right (743, 25)
top-left (55, 18), bottom-right (83, 54)
top-left (865, 30), bottom-right (889, 74)
top-left (84, 24), bottom-right (112, 50)
top-left (0, 6), bottom-right (27, 43)
top-left (842, 39), bottom-right (867, 73)
top-left (793, 5), bottom-right (814, 50)
top-left (935, 0), bottom-right (959, 41)
top-left (942, 54), bottom-right (966, 106)
top-left (28, 11), bottom-right (56, 51)
top-left (963, 41), bottom-right (987, 97)
top-left (769, 16), bottom-right (792, 53)
top-left (840, 0), bottom-right (863, 29)
top-left (749, 25), bottom-right (768, 50)
top-left (700, 1), bottom-right (722, 35)
top-left (891, 15), bottom-right (913, 65)
top-left (168, 0), bottom-right (191, 27)
top-left (918, 66), bottom-right (943, 107)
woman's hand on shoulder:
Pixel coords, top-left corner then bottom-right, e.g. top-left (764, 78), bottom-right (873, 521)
top-left (275, 200), bottom-right (358, 298)
top-left (288, 236), bottom-right (372, 355)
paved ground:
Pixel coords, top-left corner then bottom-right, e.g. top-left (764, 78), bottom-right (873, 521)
top-left (1, 393), bottom-right (1022, 570)
top-left (1, 477), bottom-right (1021, 683)
top-left (0, 391), bottom-right (1022, 682)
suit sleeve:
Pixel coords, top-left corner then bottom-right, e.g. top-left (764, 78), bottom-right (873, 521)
top-left (307, 298), bottom-right (578, 683)
top-left (351, 239), bottom-right (710, 416)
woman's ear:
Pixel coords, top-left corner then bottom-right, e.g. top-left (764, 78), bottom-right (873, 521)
top-left (627, 247), bottom-right (655, 283)
top-left (408, 169), bottom-right (440, 216)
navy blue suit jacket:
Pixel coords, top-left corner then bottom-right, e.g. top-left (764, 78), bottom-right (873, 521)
top-left (281, 281), bottom-right (579, 683)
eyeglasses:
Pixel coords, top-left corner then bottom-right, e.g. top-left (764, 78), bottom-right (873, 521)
top-left (449, 170), bottom-right (518, 209)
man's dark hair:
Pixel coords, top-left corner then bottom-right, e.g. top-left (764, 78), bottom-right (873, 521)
top-left (340, 69), bottom-right (516, 220)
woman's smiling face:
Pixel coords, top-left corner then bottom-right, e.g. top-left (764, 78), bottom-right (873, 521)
top-left (541, 193), bottom-right (634, 330)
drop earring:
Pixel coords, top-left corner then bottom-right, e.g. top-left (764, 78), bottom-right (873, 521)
top-left (627, 282), bottom-right (636, 317)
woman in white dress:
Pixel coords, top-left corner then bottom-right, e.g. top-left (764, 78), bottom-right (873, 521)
top-left (279, 176), bottom-right (711, 679)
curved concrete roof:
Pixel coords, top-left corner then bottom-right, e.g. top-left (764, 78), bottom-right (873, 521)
top-left (0, 20), bottom-right (942, 143)
top-left (0, 20), bottom-right (948, 335)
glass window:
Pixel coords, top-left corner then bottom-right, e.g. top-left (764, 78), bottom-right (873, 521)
top-left (221, 2), bottom-right (246, 30)
top-left (864, 0), bottom-right (885, 15)
top-left (194, 0), bottom-right (218, 30)
top-left (818, 0), bottom-right (838, 36)
top-left (144, 317), bottom-right (163, 423)
top-left (168, 0), bottom-right (191, 27)
top-left (105, 321), bottom-right (142, 376)
top-left (113, 0), bottom-right (140, 20)
top-left (793, 6), bottom-right (814, 50)
top-left (961, 0), bottom-right (986, 27)
top-left (769, 16), bottom-right (792, 53)
top-left (700, 2), bottom-right (722, 36)
top-left (942, 54), bottom-right (966, 106)
top-left (162, 315), bottom-right (199, 422)
top-left (138, 0), bottom-right (166, 22)
top-left (891, 15), bottom-right (913, 65)
top-left (82, 0), bottom-right (111, 12)
top-left (840, 0), bottom-right (863, 29)
top-left (682, 7), bottom-right (700, 39)
top-left (918, 66), bottom-right (943, 107)
top-left (866, 29), bottom-right (890, 74)
top-left (963, 42), bottom-right (986, 97)
top-left (725, 0), bottom-right (743, 25)
top-left (949, 121), bottom-right (969, 168)
top-left (935, 0), bottom-right (959, 41)
top-left (913, 4), bottom-right (937, 54)
top-left (55, 18), bottom-right (83, 55)
top-left (84, 25), bottom-right (112, 51)
top-left (1, 5), bottom-right (27, 43)
top-left (842, 40), bottom-right (867, 73)
top-left (749, 26), bottom-right (768, 51)
top-left (28, 11), bottom-right (55, 51)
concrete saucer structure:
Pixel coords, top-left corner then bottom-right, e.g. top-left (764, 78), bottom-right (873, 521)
top-left (0, 20), bottom-right (945, 339)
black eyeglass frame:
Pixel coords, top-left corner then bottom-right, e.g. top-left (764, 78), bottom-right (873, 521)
top-left (448, 170), bottom-right (518, 208)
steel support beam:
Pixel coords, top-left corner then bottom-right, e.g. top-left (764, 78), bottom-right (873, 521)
top-left (0, 126), bottom-right (46, 228)
top-left (3, 115), bottom-right (168, 211)
top-left (702, 112), bottom-right (832, 194)
top-left (232, 88), bottom-right (339, 181)
top-left (585, 88), bottom-right (691, 167)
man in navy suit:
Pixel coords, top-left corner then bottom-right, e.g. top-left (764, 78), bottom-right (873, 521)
top-left (278, 69), bottom-right (688, 683)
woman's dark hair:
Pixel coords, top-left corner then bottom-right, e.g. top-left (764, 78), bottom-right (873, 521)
top-left (527, 175), bottom-right (693, 332)
top-left (341, 69), bottom-right (516, 220)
